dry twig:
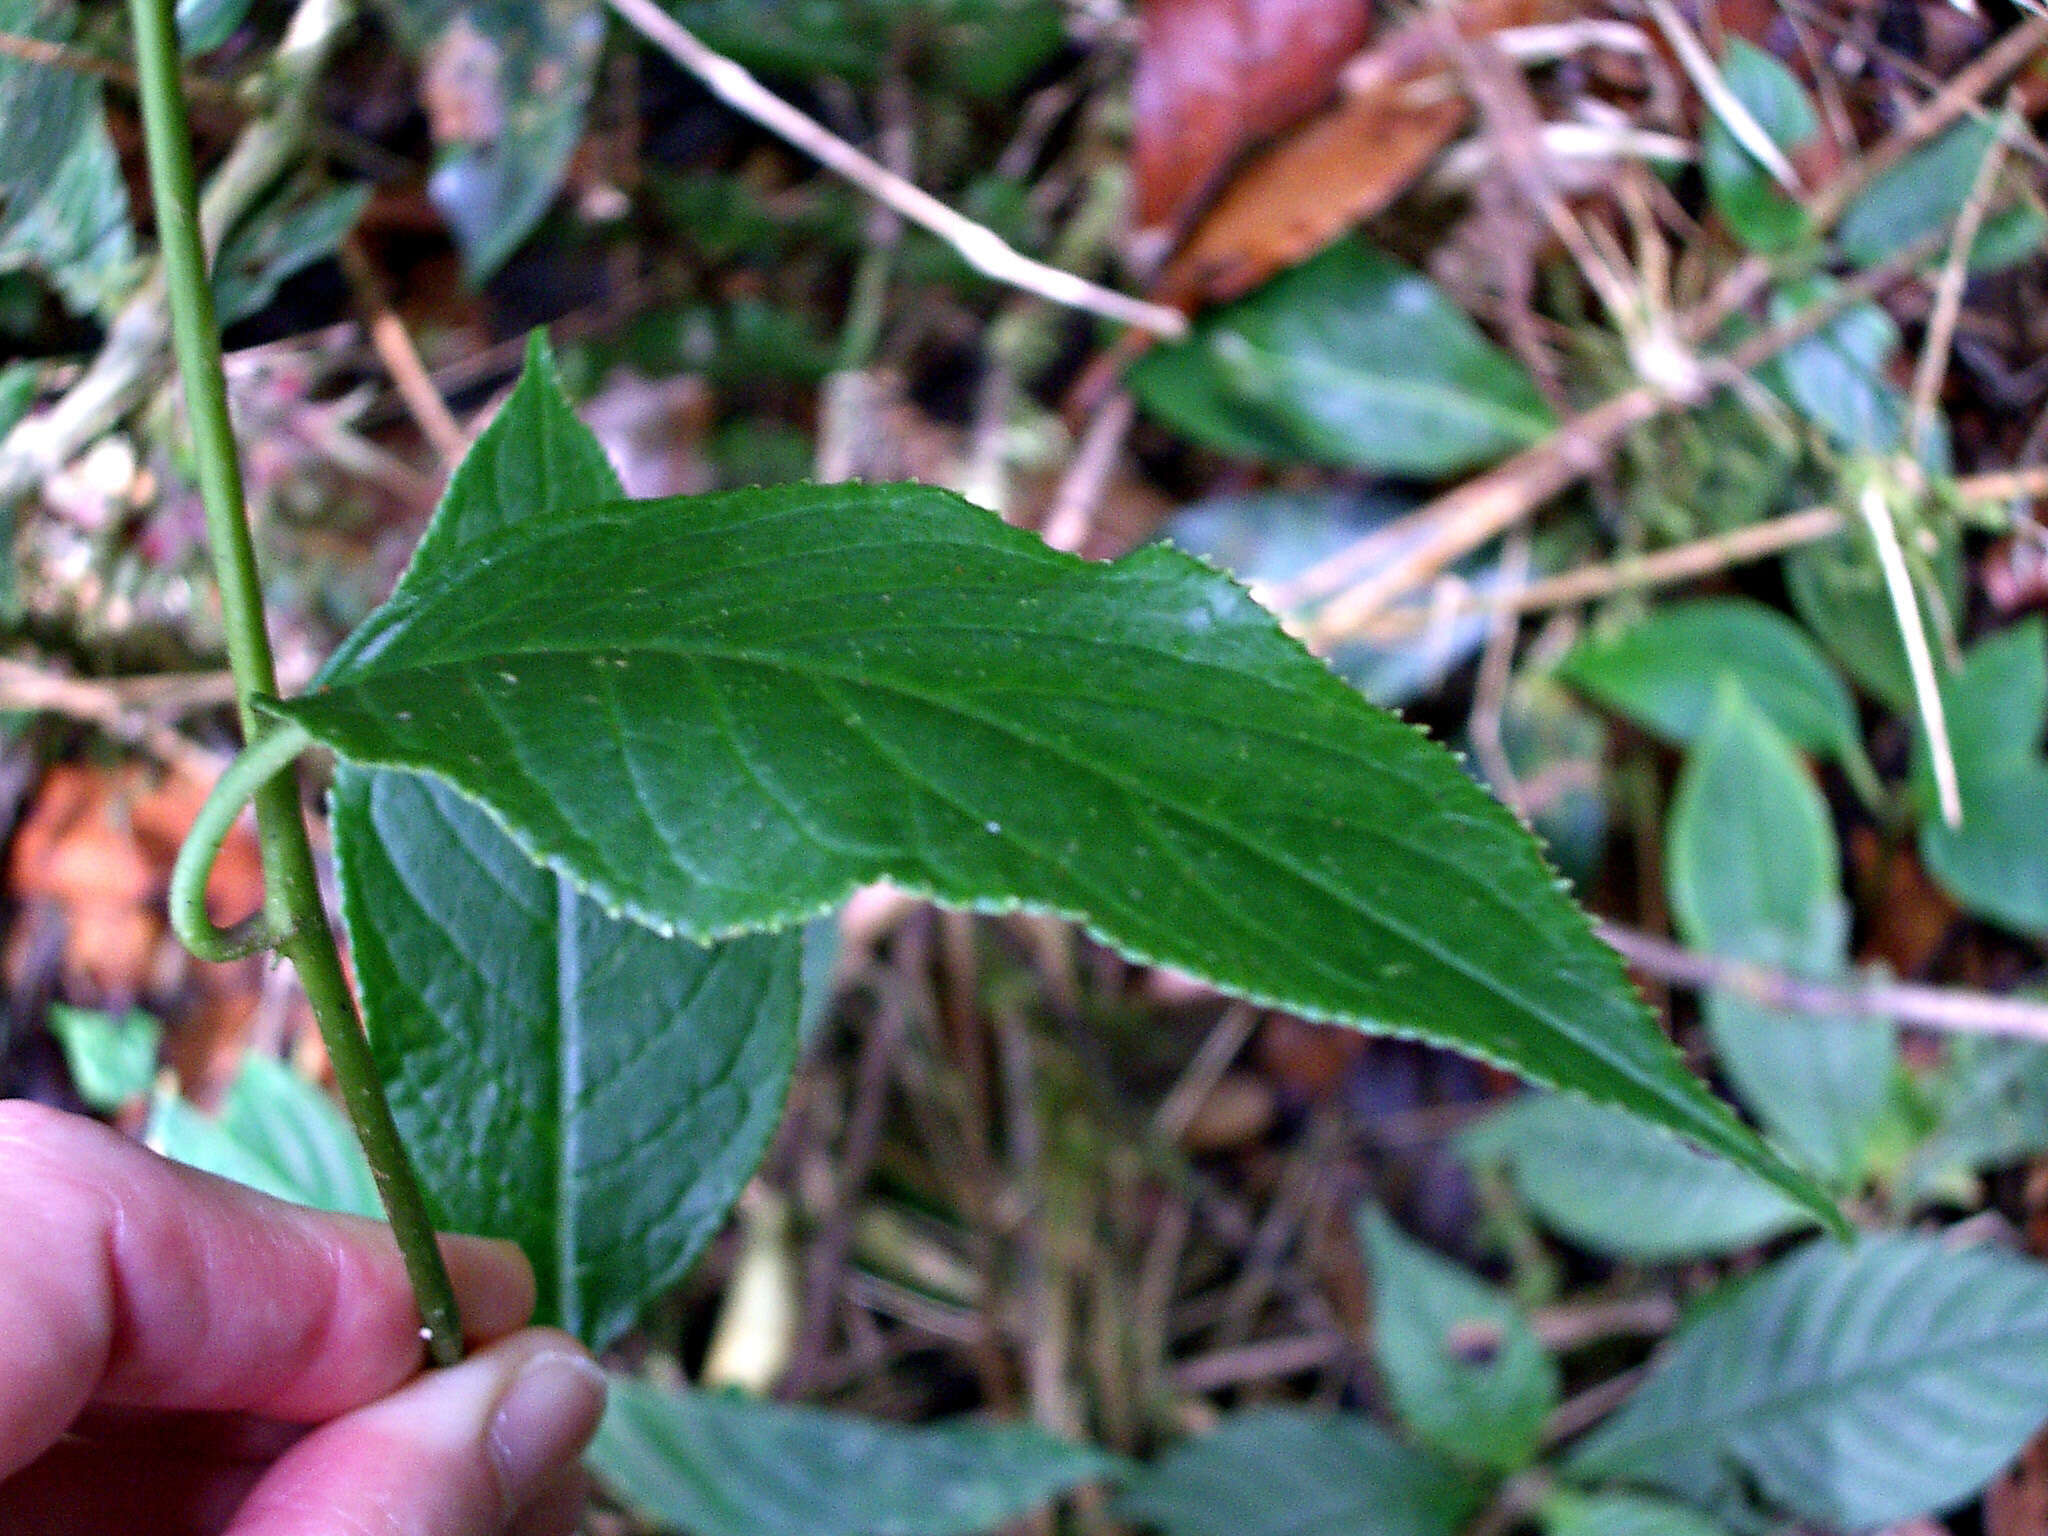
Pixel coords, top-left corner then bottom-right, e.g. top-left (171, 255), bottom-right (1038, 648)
top-left (1598, 923), bottom-right (2048, 1044)
top-left (602, 0), bottom-right (1186, 339)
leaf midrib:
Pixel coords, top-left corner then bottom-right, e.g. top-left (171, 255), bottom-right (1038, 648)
top-left (554, 871), bottom-right (582, 1342)
top-left (304, 641), bottom-right (1728, 1161)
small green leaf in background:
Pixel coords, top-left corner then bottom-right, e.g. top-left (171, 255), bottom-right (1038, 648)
top-left (590, 1378), bottom-right (1120, 1536)
top-left (371, 0), bottom-right (604, 283)
top-left (1968, 197), bottom-right (2048, 275)
top-left (674, 0), bottom-right (1066, 98)
top-left (1115, 1408), bottom-right (1479, 1536)
top-left (1785, 515), bottom-right (1964, 714)
top-left (1542, 1490), bottom-right (1734, 1536)
top-left (1903, 1034), bottom-right (2048, 1204)
top-left (147, 1054), bottom-right (382, 1217)
top-left (1914, 618), bottom-right (2048, 936)
top-left (1358, 1203), bottom-right (1557, 1472)
top-left (1838, 118), bottom-right (1998, 269)
top-left (1568, 1234), bottom-right (2048, 1530)
top-left (213, 180), bottom-right (371, 327)
top-left (47, 1004), bottom-right (161, 1112)
top-left (176, 0), bottom-right (257, 52)
top-left (271, 469), bottom-right (1838, 1225)
top-left (1126, 240), bottom-right (1555, 478)
top-left (0, 0), bottom-right (136, 318)
top-left (335, 337), bottom-right (804, 1350)
top-left (0, 360), bottom-right (37, 439)
top-left (1702, 41), bottom-right (1818, 255)
top-left (1559, 598), bottom-right (1876, 799)
top-left (1459, 1095), bottom-right (1812, 1261)
top-left (1668, 687), bottom-right (1896, 1186)
top-left (1768, 280), bottom-right (1924, 457)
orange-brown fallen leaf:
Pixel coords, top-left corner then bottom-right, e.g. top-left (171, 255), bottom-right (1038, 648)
top-left (1150, 0), bottom-right (1553, 309)
top-left (1133, 0), bottom-right (1372, 253)
top-left (9, 759), bottom-right (264, 1003)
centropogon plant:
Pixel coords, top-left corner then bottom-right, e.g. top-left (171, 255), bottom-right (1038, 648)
top-left (126, 0), bottom-right (1836, 1364)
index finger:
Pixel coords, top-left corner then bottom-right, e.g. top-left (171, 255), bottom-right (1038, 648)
top-left (0, 1099), bottom-right (536, 1481)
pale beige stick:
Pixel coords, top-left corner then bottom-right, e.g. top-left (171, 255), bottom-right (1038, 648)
top-left (1041, 391), bottom-right (1135, 554)
top-left (1859, 480), bottom-right (1962, 827)
top-left (603, 0), bottom-right (1186, 339)
top-left (1597, 923), bottom-right (2048, 1043)
top-left (339, 238), bottom-right (468, 467)
top-left (1642, 0), bottom-right (1800, 190)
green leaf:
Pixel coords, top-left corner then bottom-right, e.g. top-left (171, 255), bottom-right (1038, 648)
top-left (1115, 1408), bottom-right (1480, 1536)
top-left (1768, 279), bottom-right (1919, 456)
top-left (1838, 118), bottom-right (1999, 269)
top-left (213, 180), bottom-right (370, 327)
top-left (0, 360), bottom-right (37, 439)
top-left (398, 333), bottom-right (622, 585)
top-left (338, 767), bottom-right (801, 1349)
top-left (1668, 688), bottom-right (1896, 1185)
top-left (1914, 619), bottom-right (2048, 935)
top-left (335, 335), bottom-right (802, 1349)
top-left (0, 0), bottom-right (91, 196)
top-left (1459, 1095), bottom-right (1811, 1261)
top-left (1127, 240), bottom-right (1555, 477)
top-left (370, 0), bottom-right (603, 282)
top-left (1785, 515), bottom-right (1963, 714)
top-left (47, 1004), bottom-right (160, 1111)
top-left (0, 1), bottom-right (135, 319)
top-left (1542, 1491), bottom-right (1734, 1536)
top-left (1568, 1233), bottom-right (2048, 1529)
top-left (673, 0), bottom-right (1067, 98)
top-left (1903, 1034), bottom-right (2048, 1203)
top-left (589, 1378), bottom-right (1120, 1536)
top-left (1358, 1203), bottom-right (1557, 1471)
top-left (177, 0), bottom-right (257, 52)
top-left (269, 478), bottom-right (1838, 1227)
top-left (1702, 41), bottom-right (1818, 255)
top-left (1970, 197), bottom-right (2048, 275)
top-left (1559, 599), bottom-right (1870, 783)
top-left (146, 1055), bottom-right (382, 1217)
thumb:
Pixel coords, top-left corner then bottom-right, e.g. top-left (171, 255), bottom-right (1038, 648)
top-left (226, 1331), bottom-right (607, 1536)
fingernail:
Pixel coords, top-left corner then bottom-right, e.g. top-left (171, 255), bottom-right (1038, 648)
top-left (490, 1351), bottom-right (608, 1507)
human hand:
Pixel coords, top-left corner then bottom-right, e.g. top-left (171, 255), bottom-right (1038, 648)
top-left (0, 1098), bottom-right (606, 1535)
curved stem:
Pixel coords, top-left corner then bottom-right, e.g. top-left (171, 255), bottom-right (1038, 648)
top-left (127, 0), bottom-right (464, 1365)
top-left (168, 721), bottom-right (308, 960)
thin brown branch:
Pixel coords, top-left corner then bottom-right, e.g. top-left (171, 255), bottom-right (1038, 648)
top-left (1169, 1333), bottom-right (1344, 1394)
top-left (1348, 463), bottom-right (2048, 640)
top-left (1597, 923), bottom-right (2048, 1044)
top-left (338, 237), bottom-right (468, 468)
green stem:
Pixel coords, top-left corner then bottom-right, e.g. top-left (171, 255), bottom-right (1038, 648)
top-left (126, 0), bottom-right (464, 1366)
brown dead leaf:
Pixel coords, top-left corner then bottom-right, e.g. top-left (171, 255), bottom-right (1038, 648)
top-left (8, 760), bottom-right (264, 1001)
top-left (1132, 0), bottom-right (1372, 251)
top-left (1848, 825), bottom-right (1957, 981)
top-left (1150, 0), bottom-right (1551, 308)
top-left (1155, 84), bottom-right (1468, 306)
